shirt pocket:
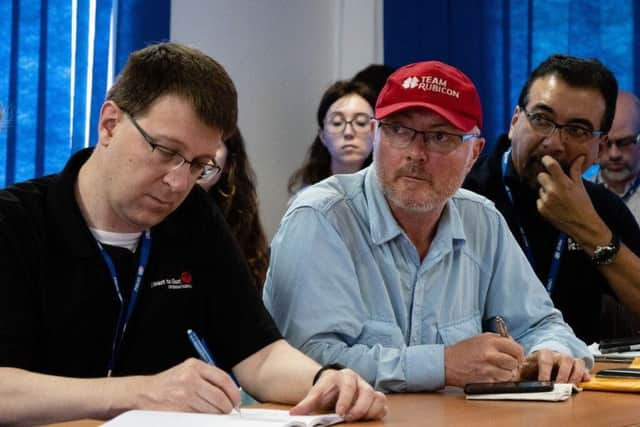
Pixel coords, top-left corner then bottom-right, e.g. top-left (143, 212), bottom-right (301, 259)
top-left (356, 319), bottom-right (406, 347)
top-left (437, 311), bottom-right (482, 345)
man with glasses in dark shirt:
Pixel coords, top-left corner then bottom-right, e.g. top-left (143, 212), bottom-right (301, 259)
top-left (0, 42), bottom-right (386, 425)
top-left (464, 54), bottom-right (640, 343)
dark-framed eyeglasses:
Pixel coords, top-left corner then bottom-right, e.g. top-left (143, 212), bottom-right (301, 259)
top-left (324, 112), bottom-right (372, 135)
top-left (606, 133), bottom-right (640, 150)
top-left (521, 106), bottom-right (603, 143)
top-left (124, 112), bottom-right (221, 180)
top-left (376, 120), bottom-right (480, 154)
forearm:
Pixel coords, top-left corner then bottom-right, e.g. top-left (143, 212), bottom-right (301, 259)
top-left (233, 340), bottom-right (320, 404)
top-left (303, 339), bottom-right (444, 392)
top-left (597, 246), bottom-right (640, 317)
top-left (0, 368), bottom-right (141, 426)
top-left (560, 219), bottom-right (640, 318)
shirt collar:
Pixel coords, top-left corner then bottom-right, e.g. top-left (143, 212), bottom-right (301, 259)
top-left (47, 148), bottom-right (101, 258)
top-left (435, 195), bottom-right (467, 253)
top-left (365, 165), bottom-right (405, 245)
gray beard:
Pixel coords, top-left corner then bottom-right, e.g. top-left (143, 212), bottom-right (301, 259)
top-left (602, 167), bottom-right (633, 183)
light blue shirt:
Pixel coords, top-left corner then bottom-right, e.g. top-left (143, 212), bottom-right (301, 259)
top-left (263, 166), bottom-right (592, 392)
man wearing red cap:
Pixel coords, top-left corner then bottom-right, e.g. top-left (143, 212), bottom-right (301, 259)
top-left (464, 55), bottom-right (640, 343)
top-left (264, 61), bottom-right (591, 392)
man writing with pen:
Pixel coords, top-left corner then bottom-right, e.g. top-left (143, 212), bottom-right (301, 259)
top-left (0, 43), bottom-right (386, 425)
top-left (264, 60), bottom-right (592, 392)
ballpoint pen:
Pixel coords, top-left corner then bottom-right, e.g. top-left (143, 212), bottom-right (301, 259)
top-left (494, 316), bottom-right (535, 374)
top-left (495, 316), bottom-right (510, 338)
top-left (187, 329), bottom-right (242, 415)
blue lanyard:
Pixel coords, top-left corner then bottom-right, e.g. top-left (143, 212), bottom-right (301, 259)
top-left (501, 149), bottom-right (566, 294)
top-left (97, 230), bottom-right (151, 376)
top-left (621, 175), bottom-right (640, 201)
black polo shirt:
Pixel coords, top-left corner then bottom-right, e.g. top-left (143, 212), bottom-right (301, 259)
top-left (463, 135), bottom-right (640, 343)
top-left (0, 148), bottom-right (281, 377)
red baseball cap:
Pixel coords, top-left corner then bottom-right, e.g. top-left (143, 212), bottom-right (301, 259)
top-left (375, 61), bottom-right (483, 132)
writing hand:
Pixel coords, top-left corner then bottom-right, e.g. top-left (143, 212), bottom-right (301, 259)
top-left (133, 358), bottom-right (241, 413)
top-left (290, 368), bottom-right (387, 421)
top-left (444, 333), bottom-right (525, 387)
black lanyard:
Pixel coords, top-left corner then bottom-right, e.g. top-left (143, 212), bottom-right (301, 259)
top-left (501, 149), bottom-right (566, 294)
top-left (96, 230), bottom-right (151, 376)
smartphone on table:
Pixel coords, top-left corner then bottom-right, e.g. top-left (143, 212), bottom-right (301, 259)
top-left (464, 380), bottom-right (554, 395)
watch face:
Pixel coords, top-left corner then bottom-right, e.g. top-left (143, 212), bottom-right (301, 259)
top-left (592, 236), bottom-right (620, 265)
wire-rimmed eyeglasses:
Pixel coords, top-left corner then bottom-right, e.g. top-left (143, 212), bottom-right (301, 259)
top-left (377, 120), bottom-right (480, 154)
top-left (125, 112), bottom-right (221, 180)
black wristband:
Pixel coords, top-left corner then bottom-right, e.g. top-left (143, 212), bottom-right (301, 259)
top-left (312, 363), bottom-right (346, 385)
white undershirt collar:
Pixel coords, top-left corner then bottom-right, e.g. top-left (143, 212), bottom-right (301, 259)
top-left (89, 227), bottom-right (142, 252)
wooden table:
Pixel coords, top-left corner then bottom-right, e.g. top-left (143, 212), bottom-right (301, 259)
top-left (46, 362), bottom-right (640, 427)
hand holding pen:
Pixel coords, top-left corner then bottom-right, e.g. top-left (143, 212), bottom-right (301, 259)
top-left (187, 329), bottom-right (242, 415)
top-left (494, 316), bottom-right (527, 379)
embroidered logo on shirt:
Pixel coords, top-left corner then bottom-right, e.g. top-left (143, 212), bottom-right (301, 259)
top-left (150, 272), bottom-right (193, 290)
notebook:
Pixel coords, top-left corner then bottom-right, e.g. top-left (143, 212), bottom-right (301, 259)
top-left (580, 357), bottom-right (640, 392)
top-left (101, 408), bottom-right (344, 427)
top-left (465, 383), bottom-right (580, 401)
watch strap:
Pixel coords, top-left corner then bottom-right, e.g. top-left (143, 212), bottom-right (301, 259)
top-left (312, 363), bottom-right (346, 385)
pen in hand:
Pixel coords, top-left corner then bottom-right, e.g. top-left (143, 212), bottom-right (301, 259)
top-left (187, 329), bottom-right (242, 415)
top-left (494, 316), bottom-right (536, 377)
top-left (495, 316), bottom-right (510, 338)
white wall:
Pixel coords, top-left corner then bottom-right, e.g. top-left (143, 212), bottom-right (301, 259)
top-left (171, 0), bottom-right (382, 239)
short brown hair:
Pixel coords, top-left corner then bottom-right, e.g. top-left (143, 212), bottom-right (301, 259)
top-left (107, 42), bottom-right (237, 138)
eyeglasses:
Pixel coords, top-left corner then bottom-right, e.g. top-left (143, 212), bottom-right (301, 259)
top-left (377, 120), bottom-right (480, 154)
top-left (125, 112), bottom-right (221, 180)
top-left (521, 107), bottom-right (603, 143)
top-left (606, 134), bottom-right (640, 150)
top-left (324, 112), bottom-right (372, 135)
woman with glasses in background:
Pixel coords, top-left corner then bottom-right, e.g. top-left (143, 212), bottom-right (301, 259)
top-left (288, 80), bottom-right (377, 194)
top-left (198, 128), bottom-right (269, 292)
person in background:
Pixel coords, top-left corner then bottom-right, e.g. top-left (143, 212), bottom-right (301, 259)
top-left (198, 128), bottom-right (269, 291)
top-left (353, 63), bottom-right (397, 98)
top-left (265, 60), bottom-right (591, 393)
top-left (464, 54), bottom-right (640, 343)
top-left (591, 90), bottom-right (640, 337)
top-left (288, 80), bottom-right (377, 195)
top-left (0, 42), bottom-right (386, 425)
top-left (593, 91), bottom-right (640, 224)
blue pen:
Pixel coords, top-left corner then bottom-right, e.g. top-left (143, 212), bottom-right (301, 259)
top-left (187, 329), bottom-right (242, 414)
top-left (201, 337), bottom-right (240, 386)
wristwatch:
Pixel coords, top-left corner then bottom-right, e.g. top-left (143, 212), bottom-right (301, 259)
top-left (591, 234), bottom-right (620, 265)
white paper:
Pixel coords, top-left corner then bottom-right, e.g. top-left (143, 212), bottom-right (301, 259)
top-left (465, 383), bottom-right (580, 401)
top-left (102, 408), bottom-right (343, 427)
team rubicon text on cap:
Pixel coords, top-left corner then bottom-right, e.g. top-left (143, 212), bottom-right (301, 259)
top-left (374, 60), bottom-right (483, 131)
top-left (401, 75), bottom-right (461, 98)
